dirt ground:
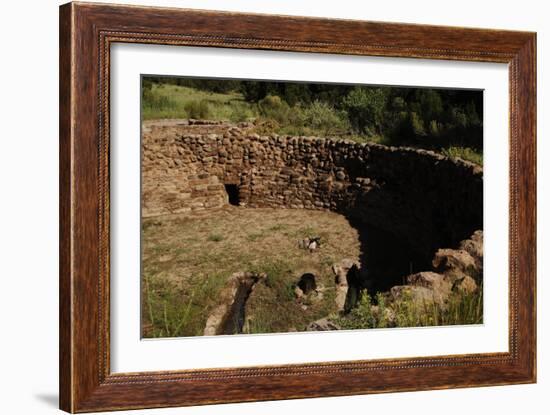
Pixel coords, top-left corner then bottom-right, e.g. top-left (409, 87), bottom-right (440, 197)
top-left (141, 206), bottom-right (362, 337)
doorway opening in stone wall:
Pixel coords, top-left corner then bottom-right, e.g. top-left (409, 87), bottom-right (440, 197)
top-left (140, 74), bottom-right (484, 338)
top-left (224, 184), bottom-right (240, 206)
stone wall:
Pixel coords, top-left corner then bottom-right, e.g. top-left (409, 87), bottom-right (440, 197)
top-left (142, 120), bottom-right (483, 256)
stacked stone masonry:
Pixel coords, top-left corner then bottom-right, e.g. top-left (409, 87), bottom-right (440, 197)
top-left (142, 119), bottom-right (483, 255)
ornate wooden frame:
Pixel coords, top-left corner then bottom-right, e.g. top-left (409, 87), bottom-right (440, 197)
top-left (59, 2), bottom-right (536, 412)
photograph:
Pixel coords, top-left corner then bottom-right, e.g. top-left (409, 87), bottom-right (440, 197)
top-left (140, 76), bottom-right (484, 338)
top-left (2, 0), bottom-right (543, 413)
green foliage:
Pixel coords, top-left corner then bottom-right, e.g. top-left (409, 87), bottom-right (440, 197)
top-left (184, 100), bottom-right (210, 119)
top-left (342, 87), bottom-right (389, 135)
top-left (142, 77), bottom-right (484, 164)
top-left (334, 288), bottom-right (483, 330)
top-left (374, 292), bottom-right (389, 328)
top-left (300, 101), bottom-right (350, 136)
top-left (429, 120), bottom-right (441, 136)
top-left (255, 96), bottom-right (350, 137)
top-left (250, 259), bottom-right (293, 290)
top-left (207, 233), bottom-right (224, 242)
top-left (442, 146), bottom-right (483, 165)
top-left (142, 86), bottom-right (177, 113)
top-left (142, 273), bottom-right (226, 337)
top-left (240, 81), bottom-right (267, 102)
top-left (409, 111), bottom-right (426, 137)
top-left (258, 95), bottom-right (292, 124)
top-left (337, 293), bottom-right (376, 330)
top-left (416, 89), bottom-right (444, 122)
top-left (392, 290), bottom-right (433, 327)
top-left (281, 83), bottom-right (313, 106)
top-left (228, 102), bottom-right (255, 122)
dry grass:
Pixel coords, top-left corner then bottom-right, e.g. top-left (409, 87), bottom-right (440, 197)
top-left (141, 207), bottom-right (361, 337)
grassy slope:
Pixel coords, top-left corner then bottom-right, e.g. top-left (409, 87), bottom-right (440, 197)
top-left (142, 83), bottom-right (255, 121)
top-left (141, 207), bottom-right (361, 338)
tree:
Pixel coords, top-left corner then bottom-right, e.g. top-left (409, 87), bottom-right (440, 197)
top-left (342, 87), bottom-right (389, 135)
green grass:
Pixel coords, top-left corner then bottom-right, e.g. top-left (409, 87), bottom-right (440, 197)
top-left (333, 287), bottom-right (483, 330)
top-left (142, 207), bottom-right (483, 337)
top-left (207, 233), bottom-right (224, 242)
top-left (142, 272), bottom-right (227, 337)
top-left (141, 207), bottom-right (361, 337)
top-left (142, 84), bottom-right (255, 121)
top-left (142, 84), bottom-right (483, 165)
top-left (442, 146), bottom-right (483, 166)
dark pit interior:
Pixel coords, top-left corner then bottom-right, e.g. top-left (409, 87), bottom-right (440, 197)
top-left (224, 183), bottom-right (240, 206)
top-left (220, 275), bottom-right (261, 335)
top-left (351, 221), bottom-right (432, 293)
top-left (298, 273), bottom-right (317, 294)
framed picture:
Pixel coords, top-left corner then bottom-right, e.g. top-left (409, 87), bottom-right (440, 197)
top-left (59, 2), bottom-right (536, 412)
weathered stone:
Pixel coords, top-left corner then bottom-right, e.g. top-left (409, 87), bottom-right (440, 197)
top-left (203, 271), bottom-right (266, 336)
top-left (294, 286), bottom-right (304, 299)
top-left (332, 258), bottom-right (361, 311)
top-left (459, 230), bottom-right (483, 274)
top-left (306, 318), bottom-right (341, 331)
top-left (332, 258), bottom-right (359, 287)
top-left (335, 171), bottom-right (346, 181)
top-left (453, 275), bottom-right (478, 294)
top-left (433, 249), bottom-right (477, 274)
top-left (406, 271), bottom-right (452, 303)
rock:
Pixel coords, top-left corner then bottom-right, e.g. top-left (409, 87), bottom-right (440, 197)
top-left (452, 275), bottom-right (478, 294)
top-left (371, 303), bottom-right (396, 325)
top-left (459, 230), bottom-right (483, 276)
top-left (406, 271), bottom-right (451, 303)
top-left (204, 305), bottom-right (228, 336)
top-left (308, 240), bottom-right (318, 252)
top-left (298, 236), bottom-right (321, 251)
top-left (333, 261), bottom-right (354, 307)
top-left (306, 318), bottom-right (341, 331)
top-left (390, 285), bottom-right (445, 307)
top-left (294, 286), bottom-right (304, 298)
top-left (203, 271), bottom-right (266, 335)
top-left (432, 249), bottom-right (476, 274)
top-left (335, 289), bottom-right (348, 312)
top-left (332, 258), bottom-right (361, 311)
top-left (332, 258), bottom-right (359, 286)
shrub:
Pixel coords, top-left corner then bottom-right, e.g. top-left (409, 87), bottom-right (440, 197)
top-left (342, 87), bottom-right (389, 135)
top-left (142, 88), bottom-right (177, 112)
top-left (409, 111), bottom-right (427, 137)
top-left (416, 89), bottom-right (444, 122)
top-left (336, 293), bottom-right (376, 330)
top-left (229, 102), bottom-right (255, 122)
top-left (207, 234), bottom-right (224, 242)
top-left (258, 95), bottom-right (292, 124)
top-left (428, 120), bottom-right (441, 136)
top-left (334, 286), bottom-right (483, 330)
top-left (441, 146), bottom-right (483, 165)
top-left (301, 101), bottom-right (350, 136)
top-left (449, 106), bottom-right (468, 129)
top-left (184, 100), bottom-right (211, 119)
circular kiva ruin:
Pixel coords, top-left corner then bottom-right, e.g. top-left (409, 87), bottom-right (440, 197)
top-left (142, 119), bottom-right (484, 334)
